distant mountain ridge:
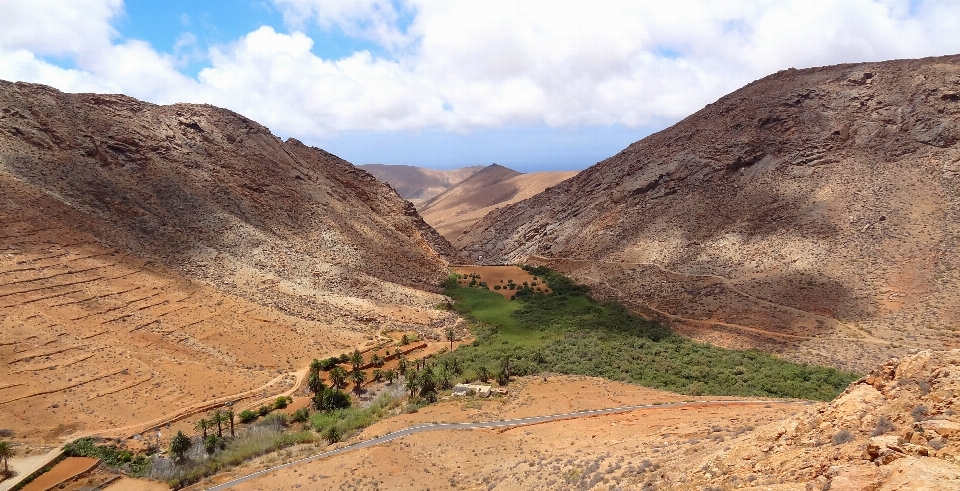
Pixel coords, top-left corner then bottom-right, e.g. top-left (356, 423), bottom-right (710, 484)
top-left (420, 164), bottom-right (578, 243)
top-left (359, 164), bottom-right (485, 205)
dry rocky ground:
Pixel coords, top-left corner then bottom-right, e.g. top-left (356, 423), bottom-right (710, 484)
top-left (0, 81), bottom-right (462, 456)
top-left (170, 350), bottom-right (960, 491)
top-left (460, 55), bottom-right (960, 373)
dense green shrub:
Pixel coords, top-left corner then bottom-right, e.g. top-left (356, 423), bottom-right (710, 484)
top-left (238, 410), bottom-right (258, 423)
top-left (442, 266), bottom-right (859, 401)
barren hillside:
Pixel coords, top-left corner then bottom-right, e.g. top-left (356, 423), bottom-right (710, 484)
top-left (201, 351), bottom-right (960, 491)
top-left (419, 164), bottom-right (578, 243)
top-left (0, 81), bottom-right (463, 442)
top-left (460, 55), bottom-right (960, 372)
top-left (358, 164), bottom-right (484, 206)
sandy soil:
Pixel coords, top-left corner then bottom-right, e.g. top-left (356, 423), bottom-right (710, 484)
top-left (20, 457), bottom-right (99, 491)
top-left (189, 375), bottom-right (804, 491)
top-left (452, 265), bottom-right (548, 299)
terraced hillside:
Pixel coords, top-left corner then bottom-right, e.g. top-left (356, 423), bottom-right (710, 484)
top-left (0, 81), bottom-right (463, 444)
top-left (0, 175), bottom-right (372, 442)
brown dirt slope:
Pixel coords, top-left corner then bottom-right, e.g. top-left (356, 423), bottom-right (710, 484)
top-left (0, 80), bottom-right (463, 323)
top-left (357, 164), bottom-right (485, 205)
top-left (459, 55), bottom-right (960, 372)
top-left (0, 81), bottom-right (466, 445)
top-left (420, 164), bottom-right (577, 243)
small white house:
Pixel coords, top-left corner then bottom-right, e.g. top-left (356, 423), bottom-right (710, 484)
top-left (452, 383), bottom-right (491, 397)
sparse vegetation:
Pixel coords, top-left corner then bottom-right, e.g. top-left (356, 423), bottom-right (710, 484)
top-left (63, 437), bottom-right (150, 476)
top-left (871, 416), bottom-right (896, 436)
top-left (832, 429), bottom-right (855, 445)
top-left (441, 266), bottom-right (859, 400)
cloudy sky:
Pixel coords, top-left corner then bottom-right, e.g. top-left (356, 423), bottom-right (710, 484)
top-left (2, 1), bottom-right (959, 171)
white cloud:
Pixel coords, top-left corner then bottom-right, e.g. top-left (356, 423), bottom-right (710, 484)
top-left (1, 0), bottom-right (959, 139)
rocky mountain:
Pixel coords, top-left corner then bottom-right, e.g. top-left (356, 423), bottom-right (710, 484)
top-left (0, 80), bottom-right (465, 441)
top-left (0, 81), bottom-right (462, 321)
top-left (459, 55), bottom-right (960, 372)
top-left (420, 164), bottom-right (578, 244)
top-left (358, 163), bottom-right (485, 206)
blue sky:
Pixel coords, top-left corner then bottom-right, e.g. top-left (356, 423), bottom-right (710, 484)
top-left (2, 1), bottom-right (959, 172)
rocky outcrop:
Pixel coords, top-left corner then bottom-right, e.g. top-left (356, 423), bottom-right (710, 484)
top-left (0, 80), bottom-right (462, 322)
top-left (674, 350), bottom-right (960, 490)
top-left (459, 55), bottom-right (960, 372)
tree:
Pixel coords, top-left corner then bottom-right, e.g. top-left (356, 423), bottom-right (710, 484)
top-left (385, 369), bottom-right (397, 384)
top-left (329, 366), bottom-right (348, 389)
top-left (350, 349), bottom-right (364, 372)
top-left (419, 365), bottom-right (437, 397)
top-left (397, 356), bottom-right (408, 376)
top-left (0, 440), bottom-right (13, 475)
top-left (477, 365), bottom-right (490, 383)
top-left (225, 409), bottom-right (235, 438)
top-left (308, 373), bottom-right (325, 395)
top-left (351, 369), bottom-right (367, 394)
top-left (194, 418), bottom-right (209, 440)
top-left (406, 372), bottom-right (420, 397)
top-left (400, 334), bottom-right (410, 345)
top-left (445, 328), bottom-right (456, 351)
top-left (170, 431), bottom-right (191, 462)
top-left (204, 434), bottom-right (223, 455)
top-left (370, 353), bottom-right (384, 368)
top-left (309, 358), bottom-right (323, 379)
top-left (211, 410), bottom-right (225, 438)
top-left (372, 368), bottom-right (383, 382)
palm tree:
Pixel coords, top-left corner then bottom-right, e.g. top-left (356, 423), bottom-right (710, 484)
top-left (170, 431), bottom-right (191, 462)
top-left (351, 369), bottom-right (367, 394)
top-left (372, 368), bottom-right (383, 382)
top-left (445, 328), bottom-right (456, 351)
top-left (329, 366), bottom-right (348, 389)
top-left (309, 358), bottom-right (323, 380)
top-left (225, 409), bottom-right (236, 438)
top-left (406, 372), bottom-right (420, 397)
top-left (308, 373), bottom-right (325, 395)
top-left (350, 349), bottom-right (364, 372)
top-left (194, 418), bottom-right (209, 440)
top-left (0, 440), bottom-right (13, 476)
top-left (397, 355), bottom-right (408, 376)
top-left (211, 410), bottom-right (225, 438)
top-left (385, 369), bottom-right (397, 384)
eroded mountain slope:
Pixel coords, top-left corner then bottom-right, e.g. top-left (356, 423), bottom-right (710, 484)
top-left (419, 164), bottom-right (578, 243)
top-left (358, 164), bottom-right (484, 205)
top-left (460, 55), bottom-right (960, 372)
top-left (0, 81), bottom-right (462, 442)
top-left (0, 81), bottom-right (461, 326)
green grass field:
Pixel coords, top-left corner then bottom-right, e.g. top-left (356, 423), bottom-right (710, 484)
top-left (440, 266), bottom-right (859, 401)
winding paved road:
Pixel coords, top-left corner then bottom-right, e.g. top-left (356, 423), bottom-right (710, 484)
top-left (205, 399), bottom-right (813, 490)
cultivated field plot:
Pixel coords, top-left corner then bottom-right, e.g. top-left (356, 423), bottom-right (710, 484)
top-left (452, 265), bottom-right (550, 299)
top-left (0, 177), bottom-right (365, 443)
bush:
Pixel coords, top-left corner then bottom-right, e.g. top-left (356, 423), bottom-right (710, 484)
top-left (871, 416), bottom-right (896, 436)
top-left (238, 410), bottom-right (258, 424)
top-left (274, 397), bottom-right (288, 409)
top-left (290, 407), bottom-right (310, 423)
top-left (911, 405), bottom-right (930, 422)
top-left (320, 357), bottom-right (340, 370)
top-left (832, 429), bottom-right (855, 445)
top-left (257, 405), bottom-right (271, 417)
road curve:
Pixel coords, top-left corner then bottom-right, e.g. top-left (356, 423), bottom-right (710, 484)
top-left (205, 399), bottom-right (813, 490)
